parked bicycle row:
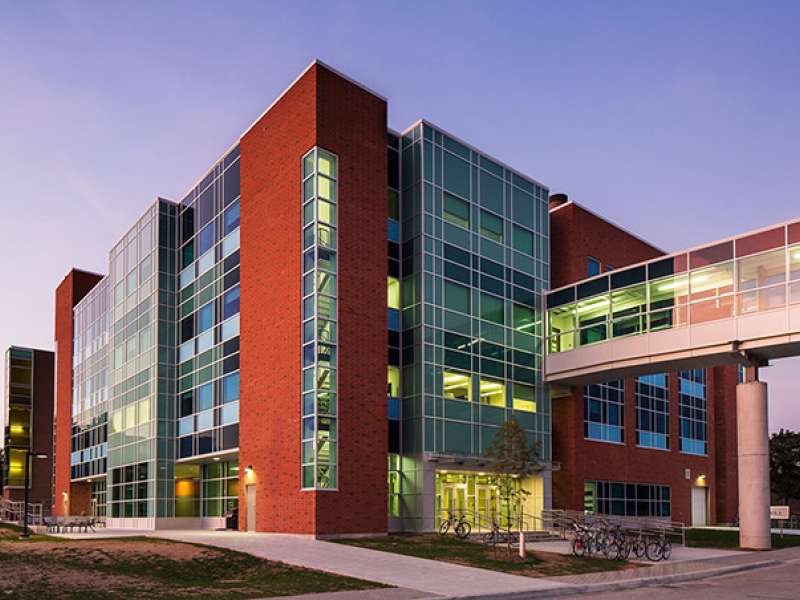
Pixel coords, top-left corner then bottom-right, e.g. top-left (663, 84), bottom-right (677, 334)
top-left (567, 517), bottom-right (674, 561)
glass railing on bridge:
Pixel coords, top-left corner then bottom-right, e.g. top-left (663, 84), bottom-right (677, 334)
top-left (546, 222), bottom-right (800, 354)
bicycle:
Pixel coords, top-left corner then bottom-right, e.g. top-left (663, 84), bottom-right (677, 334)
top-left (569, 522), bottom-right (595, 557)
top-left (645, 530), bottom-right (672, 561)
top-left (438, 512), bottom-right (471, 538)
top-left (481, 519), bottom-right (510, 546)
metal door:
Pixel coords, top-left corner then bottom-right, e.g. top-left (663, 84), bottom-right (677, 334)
top-left (246, 484), bottom-right (256, 532)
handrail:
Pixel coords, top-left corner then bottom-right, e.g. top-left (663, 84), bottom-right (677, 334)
top-left (543, 508), bottom-right (687, 546)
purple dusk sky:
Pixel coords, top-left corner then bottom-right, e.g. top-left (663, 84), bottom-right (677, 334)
top-left (1, 2), bottom-right (798, 432)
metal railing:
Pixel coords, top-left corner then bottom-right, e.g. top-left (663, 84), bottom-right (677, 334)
top-left (0, 497), bottom-right (44, 527)
top-left (437, 508), bottom-right (560, 543)
top-left (543, 508), bottom-right (686, 547)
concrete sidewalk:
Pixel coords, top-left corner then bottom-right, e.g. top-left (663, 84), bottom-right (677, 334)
top-left (152, 530), bottom-right (568, 597)
top-left (150, 530), bottom-right (795, 599)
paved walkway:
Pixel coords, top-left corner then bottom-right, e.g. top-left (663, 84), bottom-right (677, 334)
top-left (553, 547), bottom-right (800, 599)
top-left (525, 539), bottom-right (742, 563)
top-left (546, 547), bottom-right (796, 586)
top-left (152, 530), bottom-right (567, 597)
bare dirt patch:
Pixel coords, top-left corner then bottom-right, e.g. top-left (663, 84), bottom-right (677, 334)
top-left (0, 527), bottom-right (383, 600)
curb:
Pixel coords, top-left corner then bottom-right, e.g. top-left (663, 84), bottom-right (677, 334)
top-left (438, 559), bottom-right (780, 599)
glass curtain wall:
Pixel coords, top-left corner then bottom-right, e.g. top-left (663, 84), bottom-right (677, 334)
top-left (398, 122), bottom-right (550, 527)
top-left (175, 145), bottom-right (242, 469)
top-left (106, 201), bottom-right (171, 518)
top-left (71, 280), bottom-right (110, 486)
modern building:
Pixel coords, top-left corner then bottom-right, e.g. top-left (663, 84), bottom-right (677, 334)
top-left (2, 346), bottom-right (55, 508)
top-left (547, 196), bottom-right (739, 527)
top-left (51, 61), bottom-right (551, 534)
top-left (50, 60), bottom-right (739, 535)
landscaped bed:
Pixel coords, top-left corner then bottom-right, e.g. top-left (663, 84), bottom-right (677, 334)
top-left (685, 527), bottom-right (800, 549)
top-left (335, 533), bottom-right (635, 578)
top-left (0, 523), bottom-right (384, 600)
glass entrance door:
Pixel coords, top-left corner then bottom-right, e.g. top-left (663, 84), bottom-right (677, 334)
top-left (476, 484), bottom-right (499, 526)
top-left (440, 483), bottom-right (467, 521)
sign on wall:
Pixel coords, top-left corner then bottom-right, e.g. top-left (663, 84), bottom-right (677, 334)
top-left (770, 506), bottom-right (790, 520)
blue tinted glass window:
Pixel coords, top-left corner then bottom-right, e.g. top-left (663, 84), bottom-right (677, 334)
top-left (224, 200), bottom-right (240, 236)
top-left (197, 383), bottom-right (213, 411)
top-left (387, 308), bottom-right (401, 331)
top-left (636, 373), bottom-right (669, 449)
top-left (198, 303), bottom-right (213, 333)
top-left (388, 397), bottom-right (401, 420)
top-left (223, 373), bottom-right (240, 403)
top-left (224, 286), bottom-right (241, 319)
top-left (679, 369), bottom-right (707, 454)
top-left (198, 222), bottom-right (215, 256)
top-left (588, 257), bottom-right (601, 277)
top-left (388, 219), bottom-right (400, 243)
top-left (584, 380), bottom-right (624, 443)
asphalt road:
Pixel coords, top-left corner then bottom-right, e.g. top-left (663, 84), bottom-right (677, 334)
top-left (560, 558), bottom-right (800, 599)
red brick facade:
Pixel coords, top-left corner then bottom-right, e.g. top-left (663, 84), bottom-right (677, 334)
top-left (53, 269), bottom-right (102, 516)
top-left (239, 63), bottom-right (388, 535)
top-left (550, 199), bottom-right (739, 524)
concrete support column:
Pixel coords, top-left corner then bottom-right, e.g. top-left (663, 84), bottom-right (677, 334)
top-left (736, 380), bottom-right (771, 550)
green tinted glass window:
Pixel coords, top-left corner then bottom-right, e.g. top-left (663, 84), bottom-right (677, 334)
top-left (513, 304), bottom-right (534, 331)
top-left (444, 281), bottom-right (470, 314)
top-left (513, 188), bottom-right (535, 229)
top-left (513, 225), bottom-right (534, 255)
top-left (444, 153), bottom-right (470, 198)
top-left (481, 294), bottom-right (504, 325)
top-left (443, 193), bottom-right (470, 229)
top-left (480, 210), bottom-right (503, 243)
top-left (479, 171), bottom-right (503, 214)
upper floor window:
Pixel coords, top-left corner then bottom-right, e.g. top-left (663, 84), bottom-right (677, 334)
top-left (636, 374), bottom-right (669, 449)
top-left (584, 380), bottom-right (624, 443)
top-left (588, 257), bottom-right (601, 277)
top-left (679, 369), bottom-right (707, 455)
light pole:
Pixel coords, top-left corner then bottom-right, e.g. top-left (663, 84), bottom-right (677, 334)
top-left (20, 450), bottom-right (49, 539)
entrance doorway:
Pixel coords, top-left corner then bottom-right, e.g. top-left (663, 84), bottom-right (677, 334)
top-left (691, 486), bottom-right (708, 526)
top-left (440, 483), bottom-right (467, 521)
top-left (476, 484), bottom-right (499, 525)
top-left (245, 484), bottom-right (256, 532)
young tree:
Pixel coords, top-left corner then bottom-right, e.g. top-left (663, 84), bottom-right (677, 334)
top-left (770, 429), bottom-right (800, 504)
top-left (484, 415), bottom-right (540, 552)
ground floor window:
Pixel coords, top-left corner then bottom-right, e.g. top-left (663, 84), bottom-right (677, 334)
top-left (174, 460), bottom-right (239, 517)
top-left (584, 479), bottom-right (671, 518)
top-left (90, 480), bottom-right (107, 518)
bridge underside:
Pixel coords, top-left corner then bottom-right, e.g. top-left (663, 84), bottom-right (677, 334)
top-left (545, 308), bottom-right (800, 386)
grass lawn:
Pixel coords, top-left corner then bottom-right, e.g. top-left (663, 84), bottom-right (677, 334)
top-left (0, 523), bottom-right (385, 600)
top-left (685, 527), bottom-right (800, 550)
top-left (335, 533), bottom-right (632, 578)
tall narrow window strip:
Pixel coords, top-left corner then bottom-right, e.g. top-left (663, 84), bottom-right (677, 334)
top-left (300, 147), bottom-right (339, 490)
top-left (679, 369), bottom-right (708, 455)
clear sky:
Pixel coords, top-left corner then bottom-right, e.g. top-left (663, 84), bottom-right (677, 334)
top-left (1, 1), bottom-right (798, 432)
